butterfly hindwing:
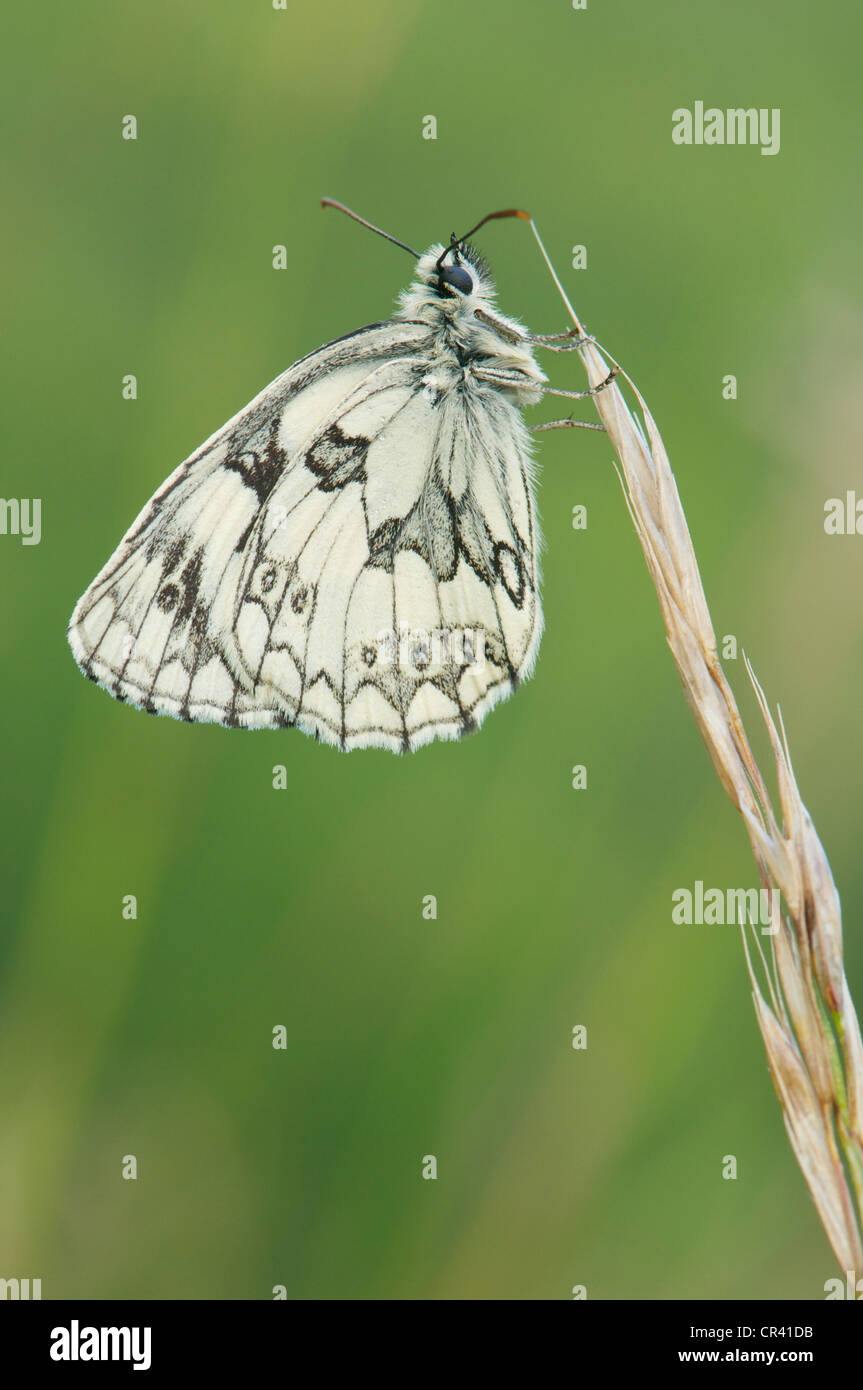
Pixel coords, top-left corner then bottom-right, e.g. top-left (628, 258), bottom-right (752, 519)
top-left (227, 363), bottom-right (542, 750)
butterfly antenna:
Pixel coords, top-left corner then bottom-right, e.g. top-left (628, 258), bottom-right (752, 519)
top-left (435, 207), bottom-right (531, 273)
top-left (321, 198), bottom-right (421, 259)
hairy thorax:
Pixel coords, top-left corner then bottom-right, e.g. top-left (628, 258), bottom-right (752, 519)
top-left (396, 245), bottom-right (546, 409)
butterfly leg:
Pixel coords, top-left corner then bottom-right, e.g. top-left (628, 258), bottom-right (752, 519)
top-left (530, 417), bottom-right (605, 433)
top-left (474, 365), bottom-right (619, 400)
top-left (474, 310), bottom-right (600, 353)
top-left (528, 330), bottom-right (601, 353)
top-left (538, 366), bottom-right (619, 399)
top-left (530, 340), bottom-right (583, 353)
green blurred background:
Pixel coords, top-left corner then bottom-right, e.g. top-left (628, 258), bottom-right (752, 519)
top-left (2, 0), bottom-right (862, 1299)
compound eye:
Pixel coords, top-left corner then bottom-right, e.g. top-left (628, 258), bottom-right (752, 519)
top-left (440, 263), bottom-right (474, 294)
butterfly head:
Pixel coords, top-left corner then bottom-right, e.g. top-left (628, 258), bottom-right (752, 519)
top-left (321, 199), bottom-right (534, 345)
top-left (321, 198), bottom-right (530, 319)
top-left (435, 234), bottom-right (491, 296)
top-left (402, 241), bottom-right (496, 321)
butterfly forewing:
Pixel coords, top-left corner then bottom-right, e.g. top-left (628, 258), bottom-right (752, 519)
top-left (68, 325), bottom-right (431, 725)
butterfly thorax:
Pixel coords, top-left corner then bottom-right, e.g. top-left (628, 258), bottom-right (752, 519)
top-left (396, 245), bottom-right (546, 409)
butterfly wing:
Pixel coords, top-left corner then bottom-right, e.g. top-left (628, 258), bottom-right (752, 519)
top-left (69, 323), bottom-right (542, 751)
top-left (68, 322), bottom-right (432, 725)
top-left (227, 367), bottom-right (542, 750)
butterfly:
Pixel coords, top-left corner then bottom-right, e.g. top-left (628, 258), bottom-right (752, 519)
top-left (68, 200), bottom-right (610, 752)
